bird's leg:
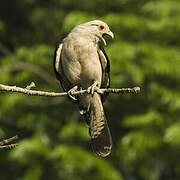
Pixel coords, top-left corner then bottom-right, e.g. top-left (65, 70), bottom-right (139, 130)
top-left (87, 81), bottom-right (100, 95)
top-left (67, 86), bottom-right (78, 101)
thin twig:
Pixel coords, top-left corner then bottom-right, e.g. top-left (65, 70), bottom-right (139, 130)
top-left (0, 135), bottom-right (18, 149)
top-left (0, 144), bottom-right (17, 149)
top-left (0, 83), bottom-right (140, 97)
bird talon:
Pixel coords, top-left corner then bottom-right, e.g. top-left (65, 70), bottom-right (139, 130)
top-left (68, 93), bottom-right (77, 101)
top-left (87, 87), bottom-right (91, 94)
top-left (95, 87), bottom-right (104, 94)
top-left (67, 86), bottom-right (78, 101)
top-left (87, 82), bottom-right (99, 95)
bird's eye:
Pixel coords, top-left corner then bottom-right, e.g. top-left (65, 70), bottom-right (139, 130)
top-left (99, 25), bottom-right (104, 30)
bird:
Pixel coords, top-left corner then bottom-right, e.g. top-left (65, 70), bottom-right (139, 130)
top-left (53, 20), bottom-right (114, 157)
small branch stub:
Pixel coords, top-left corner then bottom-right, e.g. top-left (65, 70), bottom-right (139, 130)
top-left (26, 82), bottom-right (36, 90)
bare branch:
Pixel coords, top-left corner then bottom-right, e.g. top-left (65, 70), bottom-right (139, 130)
top-left (0, 144), bottom-right (17, 149)
top-left (0, 135), bottom-right (18, 149)
top-left (0, 83), bottom-right (140, 97)
top-left (0, 84), bottom-right (140, 150)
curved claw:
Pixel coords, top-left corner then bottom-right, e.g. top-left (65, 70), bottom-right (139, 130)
top-left (95, 87), bottom-right (104, 95)
top-left (67, 86), bottom-right (78, 101)
top-left (87, 81), bottom-right (99, 95)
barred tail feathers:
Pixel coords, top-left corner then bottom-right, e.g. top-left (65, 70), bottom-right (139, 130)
top-left (80, 93), bottom-right (112, 157)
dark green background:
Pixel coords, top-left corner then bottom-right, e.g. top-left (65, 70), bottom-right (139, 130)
top-left (0, 0), bottom-right (180, 179)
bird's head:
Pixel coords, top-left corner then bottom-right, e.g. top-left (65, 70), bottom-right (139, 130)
top-left (79, 20), bottom-right (114, 45)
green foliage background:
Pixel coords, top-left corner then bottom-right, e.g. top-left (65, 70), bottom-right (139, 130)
top-left (0, 0), bottom-right (180, 179)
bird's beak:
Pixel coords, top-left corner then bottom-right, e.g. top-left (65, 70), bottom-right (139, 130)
top-left (101, 31), bottom-right (114, 46)
top-left (106, 31), bottom-right (114, 39)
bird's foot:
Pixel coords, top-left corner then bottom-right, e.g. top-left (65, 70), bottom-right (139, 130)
top-left (95, 87), bottom-right (104, 95)
top-left (79, 87), bottom-right (84, 95)
top-left (67, 86), bottom-right (78, 101)
top-left (87, 81), bottom-right (101, 95)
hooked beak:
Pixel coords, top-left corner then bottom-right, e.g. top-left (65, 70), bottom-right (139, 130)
top-left (106, 31), bottom-right (114, 39)
top-left (101, 31), bottom-right (114, 46)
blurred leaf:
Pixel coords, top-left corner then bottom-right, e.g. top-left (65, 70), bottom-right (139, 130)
top-left (10, 136), bottom-right (50, 164)
top-left (164, 122), bottom-right (180, 145)
top-left (51, 145), bottom-right (122, 180)
top-left (63, 11), bottom-right (96, 32)
top-left (123, 110), bottom-right (163, 127)
top-left (59, 122), bottom-right (89, 141)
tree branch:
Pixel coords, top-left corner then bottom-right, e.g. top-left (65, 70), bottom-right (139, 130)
top-left (0, 83), bottom-right (140, 97)
top-left (0, 83), bottom-right (140, 149)
top-left (0, 135), bottom-right (18, 149)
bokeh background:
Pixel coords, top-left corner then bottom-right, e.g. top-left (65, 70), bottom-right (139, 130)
top-left (0, 0), bottom-right (180, 179)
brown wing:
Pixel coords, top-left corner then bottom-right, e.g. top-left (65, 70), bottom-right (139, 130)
top-left (53, 43), bottom-right (78, 103)
top-left (97, 42), bottom-right (110, 103)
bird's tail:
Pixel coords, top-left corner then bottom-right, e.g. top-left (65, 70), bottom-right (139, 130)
top-left (79, 93), bottom-right (112, 157)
